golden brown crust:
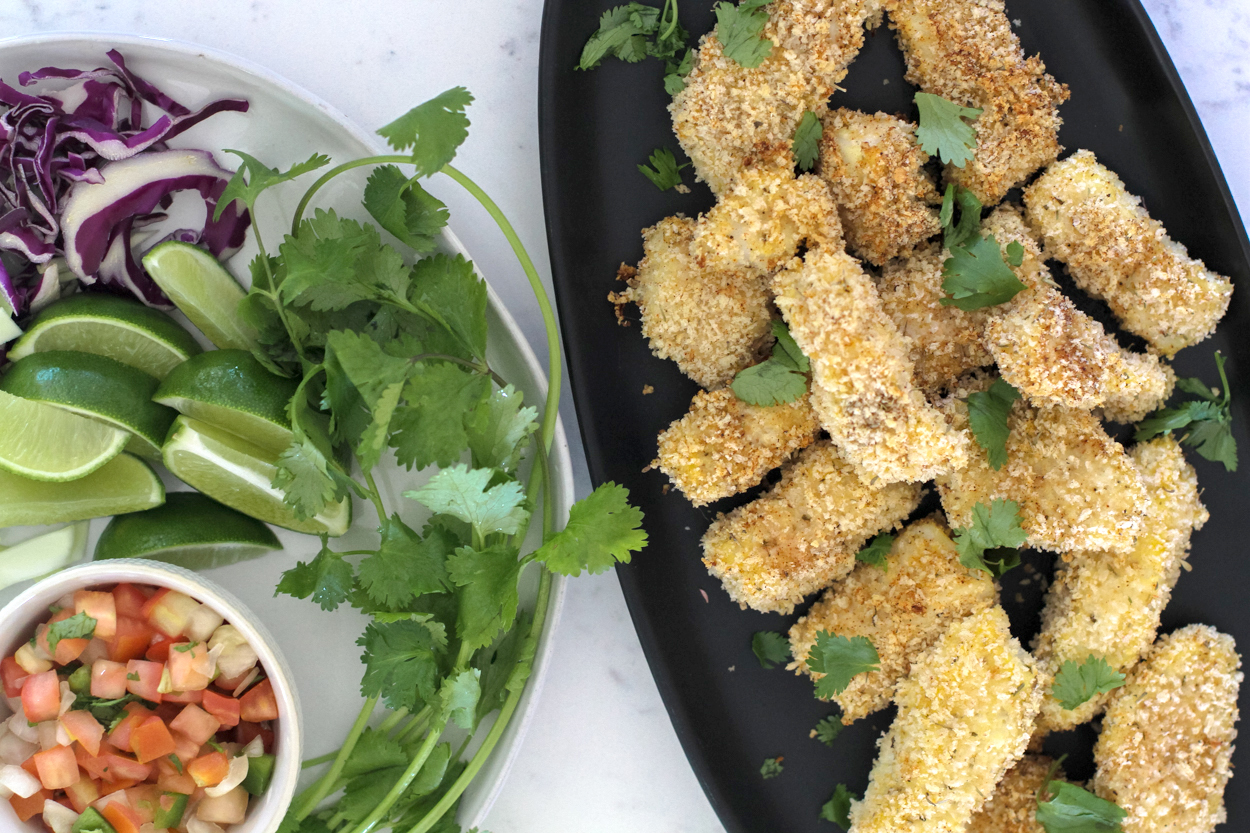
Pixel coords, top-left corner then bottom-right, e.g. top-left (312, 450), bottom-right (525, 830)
top-left (701, 440), bottom-right (922, 614)
top-left (656, 387), bottom-right (821, 506)
top-left (966, 754), bottom-right (1062, 833)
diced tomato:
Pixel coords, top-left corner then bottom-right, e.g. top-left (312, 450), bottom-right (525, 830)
top-left (35, 612), bottom-right (91, 665)
top-left (64, 775), bottom-right (101, 812)
top-left (214, 669), bottom-right (252, 692)
top-left (21, 669), bottom-right (60, 723)
top-left (113, 583), bottom-right (151, 619)
top-left (99, 752), bottom-right (152, 783)
top-left (32, 744), bottom-right (80, 790)
top-left (144, 635), bottom-right (188, 663)
top-left (167, 643), bottom-right (213, 692)
top-left (171, 731), bottom-right (202, 765)
top-left (131, 716), bottom-right (177, 764)
top-left (98, 776), bottom-right (140, 796)
top-left (169, 704), bottom-right (221, 746)
top-left (125, 783), bottom-right (162, 824)
top-left (139, 587), bottom-right (170, 620)
top-left (109, 617), bottom-right (156, 663)
top-left (145, 590), bottom-right (198, 638)
top-left (75, 589), bottom-right (118, 640)
top-left (202, 690), bottom-right (241, 728)
top-left (234, 721), bottom-right (274, 753)
top-left (1, 655), bottom-right (27, 697)
top-left (108, 704), bottom-right (154, 753)
top-left (8, 788), bottom-right (50, 822)
top-left (239, 679), bottom-right (278, 723)
top-left (77, 748), bottom-right (108, 781)
top-left (156, 757), bottom-right (198, 795)
top-left (125, 659), bottom-right (163, 702)
top-left (153, 702), bottom-right (182, 723)
top-left (102, 800), bottom-right (145, 833)
top-left (60, 709), bottom-right (105, 757)
top-left (92, 658), bottom-right (129, 699)
top-left (162, 688), bottom-right (203, 705)
top-left (187, 751), bottom-right (229, 787)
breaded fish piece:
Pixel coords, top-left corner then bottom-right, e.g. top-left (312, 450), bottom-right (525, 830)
top-left (669, 0), bottom-right (882, 195)
top-left (1031, 437), bottom-right (1208, 733)
top-left (691, 169), bottom-right (843, 274)
top-left (817, 108), bottom-right (941, 266)
top-left (936, 373), bottom-right (1147, 555)
top-left (1093, 625), bottom-right (1242, 833)
top-left (884, 0), bottom-right (1069, 205)
top-left (616, 216), bottom-right (773, 389)
top-left (849, 605), bottom-right (1044, 833)
top-left (773, 248), bottom-right (969, 482)
top-left (788, 516), bottom-right (996, 723)
top-left (701, 440), bottom-right (922, 614)
top-left (966, 754), bottom-right (1063, 833)
top-left (876, 243), bottom-right (993, 395)
top-left (656, 387), bottom-right (821, 506)
top-left (982, 205), bottom-right (1174, 421)
top-left (1024, 150), bottom-right (1234, 357)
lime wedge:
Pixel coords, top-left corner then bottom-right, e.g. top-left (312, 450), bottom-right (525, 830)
top-left (0, 523), bottom-right (90, 591)
top-left (8, 293), bottom-right (202, 379)
top-left (162, 415), bottom-right (350, 536)
top-left (141, 242), bottom-right (259, 351)
top-left (0, 453), bottom-right (164, 528)
top-left (95, 491), bottom-right (282, 570)
top-left (155, 349), bottom-right (297, 455)
top-left (0, 389), bottom-right (128, 481)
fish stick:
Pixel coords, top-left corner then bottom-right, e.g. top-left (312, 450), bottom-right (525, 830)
top-left (701, 440), bottom-right (922, 614)
top-left (788, 516), bottom-right (996, 723)
top-left (966, 754), bottom-right (1063, 833)
top-left (614, 216), bottom-right (773, 389)
top-left (849, 605), bottom-right (1044, 833)
top-left (656, 387), bottom-right (821, 506)
top-left (817, 108), bottom-right (941, 266)
top-left (1032, 437), bottom-right (1208, 733)
top-left (936, 373), bottom-right (1147, 555)
top-left (1093, 625), bottom-right (1242, 833)
top-left (772, 247), bottom-right (969, 482)
top-left (883, 0), bottom-right (1069, 205)
top-left (1024, 150), bottom-right (1234, 357)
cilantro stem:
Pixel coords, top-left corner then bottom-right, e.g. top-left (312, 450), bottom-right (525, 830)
top-left (393, 706), bottom-right (432, 747)
top-left (290, 154), bottom-right (413, 235)
top-left (660, 0), bottom-right (680, 41)
top-left (292, 695), bottom-right (378, 819)
top-left (361, 469), bottom-right (388, 523)
top-left (343, 715), bottom-right (450, 833)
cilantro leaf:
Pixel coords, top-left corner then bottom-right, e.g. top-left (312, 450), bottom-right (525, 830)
top-left (855, 533), bottom-right (894, 569)
top-left (1035, 781), bottom-right (1126, 833)
top-left (914, 92), bottom-right (982, 168)
top-left (664, 48), bottom-right (695, 94)
top-left (770, 319), bottom-right (809, 373)
top-left (807, 632), bottom-right (879, 699)
top-left (760, 757), bottom-right (784, 779)
top-left (358, 515), bottom-right (453, 610)
top-left (731, 321), bottom-right (811, 406)
top-left (363, 165), bottom-right (449, 254)
top-left (377, 87), bottom-right (474, 177)
top-left (473, 611), bottom-right (531, 720)
top-left (440, 668), bottom-right (482, 730)
top-left (966, 378), bottom-right (1021, 470)
top-left (408, 253), bottom-right (489, 360)
top-left (389, 363), bottom-right (491, 471)
top-left (446, 544), bottom-right (523, 651)
top-left (578, 3), bottom-right (663, 68)
top-left (358, 618), bottom-right (445, 711)
top-left (341, 728), bottom-right (408, 779)
top-left (215, 150), bottom-right (331, 220)
top-left (530, 483), bottom-right (647, 576)
top-left (813, 715), bottom-right (842, 746)
top-left (638, 147), bottom-right (689, 191)
top-left (715, 0), bottom-right (774, 68)
top-left (274, 390), bottom-right (352, 516)
top-left (278, 210), bottom-right (410, 312)
top-left (406, 465), bottom-right (529, 539)
top-left (1135, 351), bottom-right (1237, 471)
top-left (1051, 656), bottom-right (1126, 711)
top-left (752, 631), bottom-right (791, 669)
top-left (793, 110), bottom-right (822, 172)
top-left (953, 498), bottom-right (1028, 577)
top-left (940, 183), bottom-right (984, 250)
top-left (820, 783), bottom-right (855, 829)
top-left (276, 542), bottom-right (355, 612)
top-left (45, 611), bottom-right (96, 654)
top-left (941, 234), bottom-right (1028, 310)
top-left (464, 385), bottom-right (539, 473)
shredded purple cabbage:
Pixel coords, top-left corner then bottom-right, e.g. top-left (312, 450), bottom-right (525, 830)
top-left (0, 49), bottom-right (249, 318)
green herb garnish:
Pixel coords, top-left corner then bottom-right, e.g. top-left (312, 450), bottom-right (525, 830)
top-left (752, 631), bottom-right (791, 669)
top-left (1051, 656), bottom-right (1126, 711)
top-left (793, 110), bottom-right (822, 172)
top-left (638, 147), bottom-right (689, 191)
top-left (807, 632), bottom-right (879, 699)
top-left (953, 498), bottom-right (1027, 577)
top-left (914, 92), bottom-right (982, 168)
top-left (855, 533), bottom-right (894, 569)
top-left (966, 378), bottom-right (1021, 470)
top-left (1135, 351), bottom-right (1237, 471)
top-left (731, 320), bottom-right (810, 406)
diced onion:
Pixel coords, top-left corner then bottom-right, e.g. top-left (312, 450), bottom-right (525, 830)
top-left (209, 625), bottom-right (259, 681)
top-left (186, 605), bottom-right (225, 643)
top-left (55, 593), bottom-right (75, 611)
top-left (0, 730), bottom-right (36, 766)
top-left (42, 799), bottom-right (79, 833)
top-left (204, 753), bottom-right (249, 797)
top-left (77, 637), bottom-right (110, 668)
top-left (241, 735), bottom-right (265, 758)
top-left (38, 720), bottom-right (60, 751)
top-left (7, 714), bottom-right (38, 743)
top-left (232, 667), bottom-right (260, 699)
top-left (58, 681), bottom-right (77, 716)
top-left (187, 816), bottom-right (226, 833)
top-left (0, 763), bottom-right (42, 798)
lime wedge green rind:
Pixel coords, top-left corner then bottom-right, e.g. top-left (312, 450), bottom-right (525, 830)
top-left (0, 389), bottom-right (128, 481)
top-left (95, 491), bottom-right (282, 570)
top-left (8, 293), bottom-right (201, 379)
top-left (141, 242), bottom-right (259, 352)
top-left (155, 349), bottom-right (297, 455)
top-left (162, 415), bottom-right (350, 537)
top-left (0, 523), bottom-right (90, 591)
top-left (0, 453), bottom-right (164, 529)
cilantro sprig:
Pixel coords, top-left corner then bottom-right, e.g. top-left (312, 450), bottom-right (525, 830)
top-left (820, 783), bottom-right (856, 829)
top-left (939, 183), bottom-right (983, 250)
top-left (855, 533), bottom-right (893, 569)
top-left (638, 147), bottom-right (689, 191)
top-left (793, 110), bottom-right (822, 172)
top-left (966, 378), bottom-right (1021, 471)
top-left (731, 320), bottom-right (810, 406)
top-left (45, 612), bottom-right (96, 655)
top-left (760, 757), bottom-right (784, 779)
top-left (1036, 780), bottom-right (1127, 832)
top-left (578, 1), bottom-right (692, 92)
top-left (715, 0), bottom-right (774, 68)
top-left (1135, 351), bottom-right (1237, 471)
top-left (807, 631), bottom-right (879, 699)
top-left (914, 92), bottom-right (982, 168)
top-left (752, 631), bottom-right (790, 669)
top-left (1051, 656), bottom-right (1125, 711)
top-left (941, 234), bottom-right (1027, 311)
top-left (953, 499), bottom-right (1027, 577)
top-left (216, 88), bottom-right (648, 833)
top-left (812, 715), bottom-right (842, 746)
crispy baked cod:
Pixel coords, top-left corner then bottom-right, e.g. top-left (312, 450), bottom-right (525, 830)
top-left (966, 754), bottom-right (1064, 833)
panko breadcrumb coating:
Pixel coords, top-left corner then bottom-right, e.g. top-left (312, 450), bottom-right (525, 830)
top-left (981, 205), bottom-right (1175, 421)
top-left (966, 754), bottom-right (1063, 833)
top-left (691, 169), bottom-right (843, 274)
top-left (936, 373), bottom-right (1147, 555)
top-left (883, 0), bottom-right (1068, 205)
top-left (772, 248), bottom-right (969, 483)
top-left (817, 108), bottom-right (941, 266)
top-left (656, 387), bottom-right (820, 506)
top-left (876, 242), bottom-right (993, 395)
top-left (1093, 625), bottom-right (1242, 833)
top-left (849, 605), bottom-right (1044, 833)
top-left (669, 0), bottom-right (882, 195)
top-left (1032, 436), bottom-right (1208, 733)
top-left (1024, 150), bottom-right (1234, 357)
top-left (616, 216), bottom-right (773, 389)
top-left (787, 516), bottom-right (996, 723)
top-left (701, 440), bottom-right (922, 614)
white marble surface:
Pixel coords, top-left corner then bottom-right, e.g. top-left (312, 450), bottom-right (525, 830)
top-left (2, 1), bottom-right (1246, 831)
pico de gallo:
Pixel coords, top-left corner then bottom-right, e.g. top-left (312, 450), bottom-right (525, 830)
top-left (0, 583), bottom-right (279, 833)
